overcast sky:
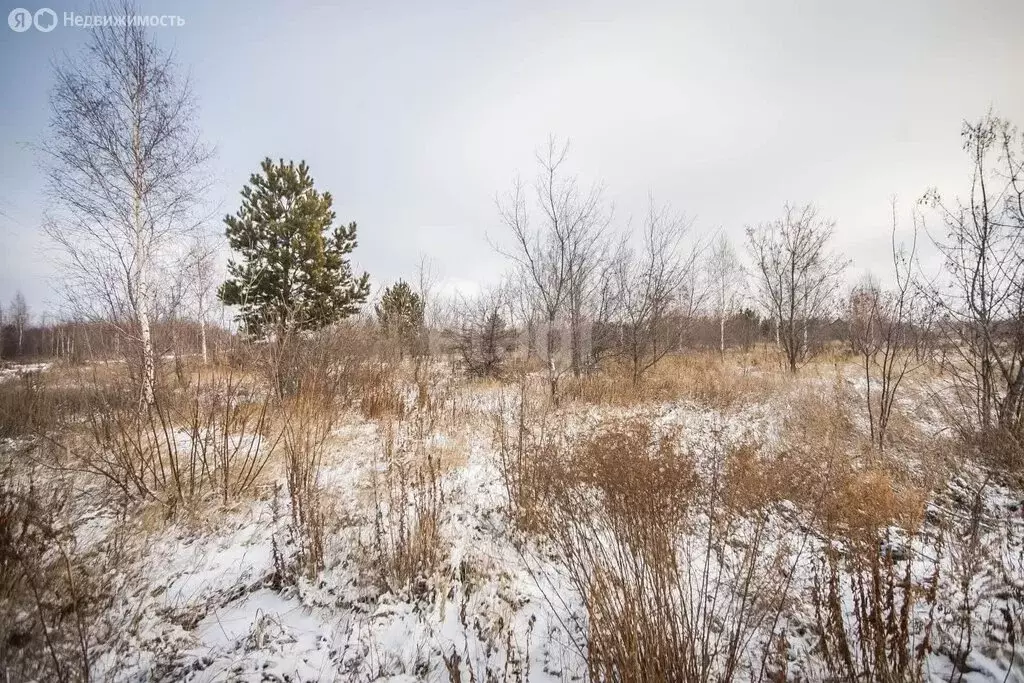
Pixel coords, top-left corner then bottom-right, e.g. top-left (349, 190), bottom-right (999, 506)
top-left (1, 0), bottom-right (1023, 317)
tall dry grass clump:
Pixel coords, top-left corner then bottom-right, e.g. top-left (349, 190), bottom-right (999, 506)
top-left (0, 365), bottom-right (136, 441)
top-left (562, 351), bottom-right (786, 409)
top-left (268, 332), bottom-right (348, 580)
top-left (372, 417), bottom-right (443, 593)
top-left (812, 534), bottom-right (940, 683)
top-left (777, 377), bottom-right (931, 536)
top-left (492, 378), bottom-right (559, 532)
top-left (773, 374), bottom-right (940, 681)
top-left (370, 360), bottom-right (457, 593)
top-left (0, 370), bottom-right (64, 439)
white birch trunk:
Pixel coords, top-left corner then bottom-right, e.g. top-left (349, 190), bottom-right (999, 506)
top-left (720, 314), bottom-right (725, 355)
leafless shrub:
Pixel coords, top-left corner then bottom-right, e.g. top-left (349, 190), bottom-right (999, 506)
top-left (66, 366), bottom-right (276, 510)
top-left (555, 424), bottom-right (801, 681)
top-left (848, 203), bottom-right (930, 452)
top-left (280, 404), bottom-right (330, 580)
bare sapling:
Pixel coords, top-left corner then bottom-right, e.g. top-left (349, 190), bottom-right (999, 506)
top-left (848, 202), bottom-right (929, 451)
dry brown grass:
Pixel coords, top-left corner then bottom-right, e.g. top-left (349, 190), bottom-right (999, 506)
top-left (812, 534), bottom-right (939, 683)
top-left (562, 351), bottom-right (790, 409)
top-left (493, 397), bottom-right (812, 680)
top-left (368, 357), bottom-right (460, 593)
top-left (767, 378), bottom-right (930, 539)
top-left (372, 413), bottom-right (445, 594)
top-left (492, 357), bottom-right (944, 680)
top-left (359, 361), bottom-right (407, 421)
top-left (0, 467), bottom-right (97, 682)
top-left (0, 364), bottom-right (141, 440)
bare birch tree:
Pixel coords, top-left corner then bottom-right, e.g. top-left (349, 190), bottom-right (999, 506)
top-left (180, 238), bottom-right (219, 365)
top-left (497, 137), bottom-right (609, 398)
top-left (746, 204), bottom-right (848, 372)
top-left (41, 2), bottom-right (211, 403)
top-left (9, 291), bottom-right (29, 356)
top-left (707, 234), bottom-right (745, 356)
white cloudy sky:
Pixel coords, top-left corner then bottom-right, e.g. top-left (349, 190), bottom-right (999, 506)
top-left (1, 0), bottom-right (1022, 315)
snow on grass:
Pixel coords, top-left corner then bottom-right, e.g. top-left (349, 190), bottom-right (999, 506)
top-left (10, 365), bottom-right (1024, 682)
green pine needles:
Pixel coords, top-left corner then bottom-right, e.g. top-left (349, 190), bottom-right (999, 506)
top-left (376, 280), bottom-right (425, 356)
top-left (219, 158), bottom-right (370, 337)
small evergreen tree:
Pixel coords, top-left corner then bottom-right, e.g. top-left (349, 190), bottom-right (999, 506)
top-left (376, 280), bottom-right (425, 357)
top-left (219, 158), bottom-right (370, 336)
top-left (457, 300), bottom-right (513, 378)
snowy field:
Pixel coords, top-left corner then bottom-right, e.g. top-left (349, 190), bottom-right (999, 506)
top-left (1, 357), bottom-right (1022, 682)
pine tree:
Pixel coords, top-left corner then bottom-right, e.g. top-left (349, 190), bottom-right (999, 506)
top-left (219, 158), bottom-right (370, 336)
top-left (376, 280), bottom-right (424, 356)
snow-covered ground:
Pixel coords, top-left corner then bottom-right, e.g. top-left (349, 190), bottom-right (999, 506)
top-left (3, 361), bottom-right (1023, 682)
top-left (0, 361), bottom-right (52, 383)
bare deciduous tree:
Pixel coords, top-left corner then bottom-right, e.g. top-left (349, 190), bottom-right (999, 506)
top-left (707, 234), bottom-right (746, 356)
top-left (41, 3), bottom-right (212, 403)
top-left (922, 114), bottom-right (1024, 442)
top-left (497, 137), bottom-right (610, 398)
top-left (9, 291), bottom-right (29, 356)
top-left (178, 237), bottom-right (219, 366)
top-left (746, 203), bottom-right (849, 372)
top-left (610, 198), bottom-right (702, 385)
top-left (848, 204), bottom-right (927, 450)
top-left (505, 269), bottom-right (543, 362)
top-left (412, 254), bottom-right (440, 360)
